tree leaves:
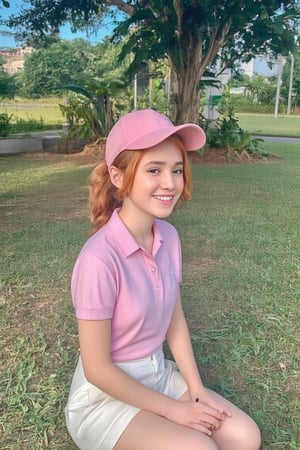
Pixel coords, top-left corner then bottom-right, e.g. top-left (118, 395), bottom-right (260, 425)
top-left (6, 0), bottom-right (300, 122)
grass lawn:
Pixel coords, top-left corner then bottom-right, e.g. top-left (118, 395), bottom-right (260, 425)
top-left (237, 113), bottom-right (300, 137)
top-left (0, 144), bottom-right (300, 449)
top-left (2, 97), bottom-right (66, 128)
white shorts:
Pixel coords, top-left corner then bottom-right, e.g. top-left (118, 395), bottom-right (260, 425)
top-left (65, 348), bottom-right (188, 450)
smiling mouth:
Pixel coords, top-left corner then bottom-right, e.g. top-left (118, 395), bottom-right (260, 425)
top-left (153, 195), bottom-right (174, 201)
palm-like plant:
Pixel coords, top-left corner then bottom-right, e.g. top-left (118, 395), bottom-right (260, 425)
top-left (60, 79), bottom-right (125, 138)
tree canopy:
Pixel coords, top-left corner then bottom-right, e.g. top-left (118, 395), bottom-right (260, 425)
top-left (7, 0), bottom-right (300, 123)
top-left (0, 56), bottom-right (17, 99)
top-left (15, 38), bottom-right (128, 98)
top-left (17, 39), bottom-right (91, 97)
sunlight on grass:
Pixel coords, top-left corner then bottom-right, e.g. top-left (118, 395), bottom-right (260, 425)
top-left (0, 157), bottom-right (87, 196)
top-left (237, 113), bottom-right (300, 137)
top-left (1, 97), bottom-right (66, 127)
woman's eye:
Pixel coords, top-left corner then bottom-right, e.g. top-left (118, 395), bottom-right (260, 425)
top-left (146, 168), bottom-right (183, 175)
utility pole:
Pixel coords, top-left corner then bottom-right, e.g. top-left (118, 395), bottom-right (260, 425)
top-left (131, 51), bottom-right (138, 110)
top-left (134, 73), bottom-right (137, 110)
top-left (274, 55), bottom-right (284, 119)
top-left (166, 67), bottom-right (171, 115)
top-left (148, 61), bottom-right (152, 108)
top-left (287, 53), bottom-right (294, 115)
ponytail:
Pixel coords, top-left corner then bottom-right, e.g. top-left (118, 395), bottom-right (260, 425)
top-left (89, 160), bottom-right (121, 234)
top-left (88, 150), bottom-right (144, 234)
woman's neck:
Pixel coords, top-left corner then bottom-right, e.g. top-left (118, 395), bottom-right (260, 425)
top-left (118, 206), bottom-right (154, 253)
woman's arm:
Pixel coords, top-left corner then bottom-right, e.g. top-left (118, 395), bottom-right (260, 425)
top-left (166, 294), bottom-right (231, 419)
top-left (78, 318), bottom-right (173, 416)
top-left (166, 294), bottom-right (204, 397)
top-left (78, 318), bottom-right (224, 434)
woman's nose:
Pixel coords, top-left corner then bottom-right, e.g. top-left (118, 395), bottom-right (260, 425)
top-left (160, 171), bottom-right (175, 189)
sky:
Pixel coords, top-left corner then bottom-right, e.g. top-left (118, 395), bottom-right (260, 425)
top-left (0, 0), bottom-right (112, 49)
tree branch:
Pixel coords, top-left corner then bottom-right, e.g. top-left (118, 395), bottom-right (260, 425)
top-left (173, 0), bottom-right (182, 35)
top-left (106, 0), bottom-right (135, 16)
top-left (201, 19), bottom-right (232, 71)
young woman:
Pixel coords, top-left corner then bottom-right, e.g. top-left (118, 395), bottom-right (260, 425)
top-left (65, 109), bottom-right (261, 450)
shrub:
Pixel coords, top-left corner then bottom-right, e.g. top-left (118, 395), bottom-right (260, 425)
top-left (206, 114), bottom-right (264, 156)
top-left (0, 112), bottom-right (13, 137)
top-left (231, 94), bottom-right (285, 114)
top-left (204, 88), bottom-right (266, 157)
top-left (10, 117), bottom-right (46, 134)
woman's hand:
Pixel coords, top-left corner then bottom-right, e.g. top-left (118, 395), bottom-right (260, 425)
top-left (165, 399), bottom-right (225, 435)
top-left (190, 387), bottom-right (232, 431)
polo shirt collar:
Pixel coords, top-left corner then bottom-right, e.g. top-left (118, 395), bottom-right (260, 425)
top-left (108, 209), bottom-right (163, 257)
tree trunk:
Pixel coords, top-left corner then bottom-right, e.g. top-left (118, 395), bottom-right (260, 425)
top-left (172, 67), bottom-right (203, 124)
top-left (169, 34), bottom-right (205, 124)
top-left (169, 20), bottom-right (230, 124)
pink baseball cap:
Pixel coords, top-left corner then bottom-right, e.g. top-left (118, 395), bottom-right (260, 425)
top-left (105, 109), bottom-right (206, 167)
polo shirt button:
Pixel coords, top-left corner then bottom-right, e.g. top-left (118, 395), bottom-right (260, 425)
top-left (151, 266), bottom-right (155, 272)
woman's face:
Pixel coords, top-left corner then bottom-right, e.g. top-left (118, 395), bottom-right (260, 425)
top-left (122, 138), bottom-right (184, 222)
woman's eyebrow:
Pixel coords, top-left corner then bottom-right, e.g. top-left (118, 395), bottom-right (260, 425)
top-left (143, 160), bottom-right (183, 166)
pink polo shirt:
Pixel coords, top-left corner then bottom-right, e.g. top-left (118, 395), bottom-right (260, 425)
top-left (71, 209), bottom-right (182, 362)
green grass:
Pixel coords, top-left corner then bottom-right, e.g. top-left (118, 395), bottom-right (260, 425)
top-left (237, 113), bottom-right (300, 137)
top-left (1, 97), bottom-right (66, 129)
top-left (0, 145), bottom-right (300, 449)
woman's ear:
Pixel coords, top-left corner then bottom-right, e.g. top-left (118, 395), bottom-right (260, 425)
top-left (109, 166), bottom-right (124, 189)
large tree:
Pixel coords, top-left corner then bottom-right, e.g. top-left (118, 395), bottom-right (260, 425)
top-left (7, 0), bottom-right (300, 123)
top-left (18, 39), bottom-right (92, 97)
top-left (0, 59), bottom-right (17, 99)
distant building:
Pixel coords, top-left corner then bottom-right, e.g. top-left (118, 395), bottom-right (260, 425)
top-left (202, 69), bottom-right (232, 120)
top-left (241, 60), bottom-right (254, 78)
top-left (0, 47), bottom-right (33, 74)
top-left (241, 56), bottom-right (278, 78)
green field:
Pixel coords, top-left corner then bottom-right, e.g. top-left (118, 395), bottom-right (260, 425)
top-left (0, 142), bottom-right (299, 449)
top-left (237, 113), bottom-right (300, 137)
top-left (2, 97), bottom-right (66, 127)
top-left (2, 98), bottom-right (300, 137)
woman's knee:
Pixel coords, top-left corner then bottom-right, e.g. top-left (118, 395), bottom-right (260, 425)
top-left (185, 435), bottom-right (218, 450)
top-left (246, 419), bottom-right (261, 450)
top-left (220, 415), bottom-right (261, 450)
top-left (238, 415), bottom-right (261, 450)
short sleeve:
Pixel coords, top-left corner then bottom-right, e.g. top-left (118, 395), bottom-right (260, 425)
top-left (71, 253), bottom-right (117, 320)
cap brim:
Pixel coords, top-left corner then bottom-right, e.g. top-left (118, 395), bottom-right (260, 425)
top-left (125, 123), bottom-right (206, 152)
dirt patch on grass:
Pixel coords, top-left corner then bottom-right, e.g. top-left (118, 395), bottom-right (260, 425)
top-left (185, 256), bottom-right (218, 277)
top-left (23, 150), bottom-right (99, 166)
top-left (189, 147), bottom-right (281, 165)
top-left (0, 152), bottom-right (93, 232)
top-left (24, 140), bottom-right (279, 167)
top-left (0, 187), bottom-right (89, 232)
